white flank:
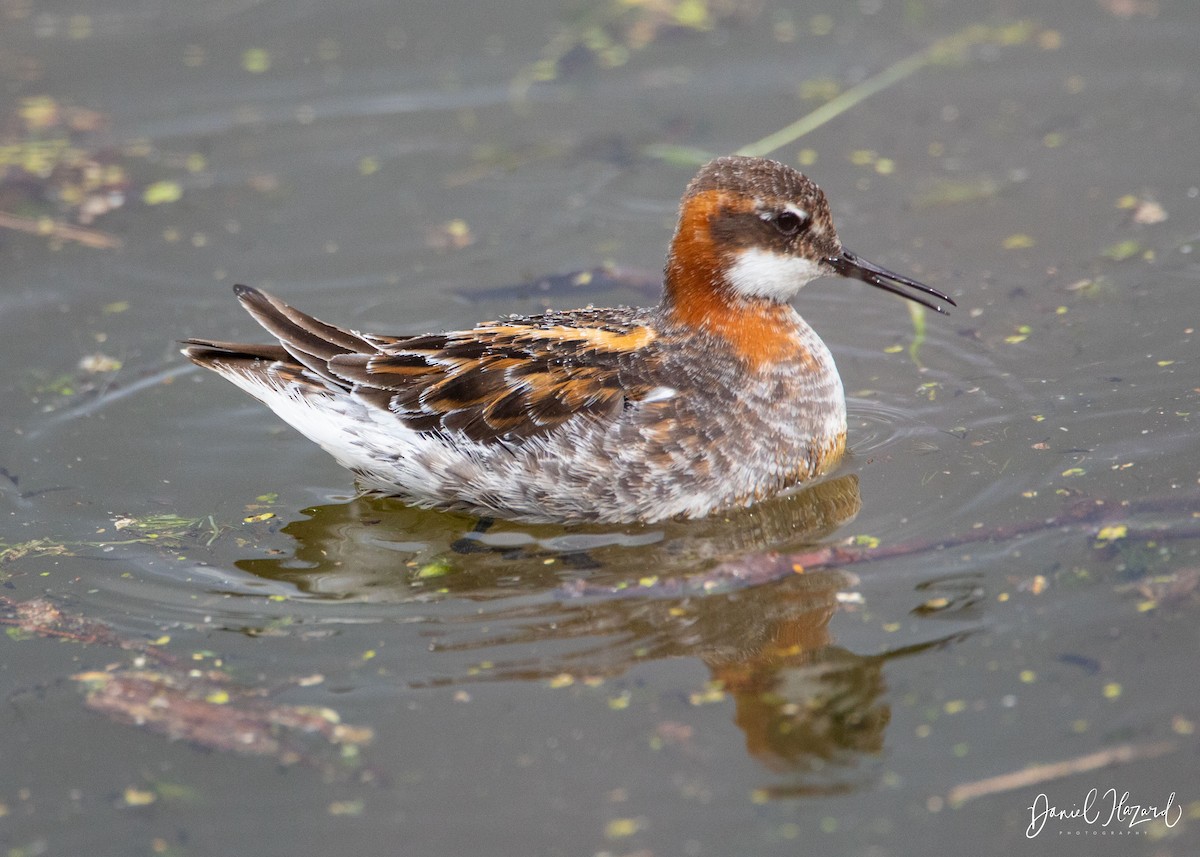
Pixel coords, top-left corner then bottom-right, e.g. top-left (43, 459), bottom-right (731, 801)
top-left (216, 370), bottom-right (375, 471)
top-left (726, 247), bottom-right (826, 301)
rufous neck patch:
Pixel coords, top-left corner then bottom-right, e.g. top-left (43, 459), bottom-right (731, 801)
top-left (663, 190), bottom-right (813, 371)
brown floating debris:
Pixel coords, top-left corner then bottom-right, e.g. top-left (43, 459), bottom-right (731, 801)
top-left (3, 592), bottom-right (372, 776)
top-left (73, 669), bottom-right (373, 764)
top-left (1, 595), bottom-right (176, 665)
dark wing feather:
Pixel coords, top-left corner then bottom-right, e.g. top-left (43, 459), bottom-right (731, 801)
top-left (231, 283), bottom-right (374, 385)
top-left (330, 319), bottom-right (663, 443)
top-left (186, 285), bottom-right (663, 445)
top-left (182, 337), bottom-right (312, 389)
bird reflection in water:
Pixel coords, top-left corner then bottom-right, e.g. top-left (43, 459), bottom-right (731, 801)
top-left (234, 474), bottom-right (929, 792)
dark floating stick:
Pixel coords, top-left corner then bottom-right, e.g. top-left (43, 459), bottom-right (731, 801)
top-left (557, 495), bottom-right (1200, 601)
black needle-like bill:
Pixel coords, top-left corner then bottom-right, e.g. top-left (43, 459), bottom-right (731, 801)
top-left (829, 249), bottom-right (957, 314)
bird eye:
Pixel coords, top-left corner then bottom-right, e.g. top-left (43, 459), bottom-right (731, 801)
top-left (773, 210), bottom-right (808, 236)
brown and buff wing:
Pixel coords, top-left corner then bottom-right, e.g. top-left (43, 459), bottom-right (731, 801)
top-left (184, 284), bottom-right (664, 444)
top-left (331, 311), bottom-right (664, 443)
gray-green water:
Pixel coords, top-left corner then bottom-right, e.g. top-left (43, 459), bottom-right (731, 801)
top-left (2, 1), bottom-right (1197, 854)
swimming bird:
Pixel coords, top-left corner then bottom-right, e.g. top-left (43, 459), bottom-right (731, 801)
top-left (184, 155), bottom-right (954, 523)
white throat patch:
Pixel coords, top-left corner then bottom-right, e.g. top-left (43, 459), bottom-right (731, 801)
top-left (726, 247), bottom-right (826, 301)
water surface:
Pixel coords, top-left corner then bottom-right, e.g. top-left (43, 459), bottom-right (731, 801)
top-left (2, 1), bottom-right (1197, 854)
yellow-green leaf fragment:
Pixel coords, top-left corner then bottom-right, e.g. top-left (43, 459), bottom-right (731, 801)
top-left (604, 818), bottom-right (643, 839)
top-left (415, 559), bottom-right (451, 579)
top-left (241, 48), bottom-right (271, 73)
top-left (1103, 239), bottom-right (1141, 261)
top-left (142, 181), bottom-right (182, 205)
top-left (122, 787), bottom-right (157, 807)
top-left (1003, 233), bottom-right (1035, 249)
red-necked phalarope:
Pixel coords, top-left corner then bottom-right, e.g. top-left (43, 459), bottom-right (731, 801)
top-left (184, 155), bottom-right (954, 523)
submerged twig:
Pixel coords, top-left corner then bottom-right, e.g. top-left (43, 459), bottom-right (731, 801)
top-left (946, 741), bottom-right (1177, 806)
top-left (0, 210), bottom-right (123, 249)
top-left (738, 22), bottom-right (1037, 158)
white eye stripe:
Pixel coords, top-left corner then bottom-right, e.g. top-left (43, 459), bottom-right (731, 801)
top-left (758, 205), bottom-right (809, 219)
top-left (784, 203), bottom-right (809, 221)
